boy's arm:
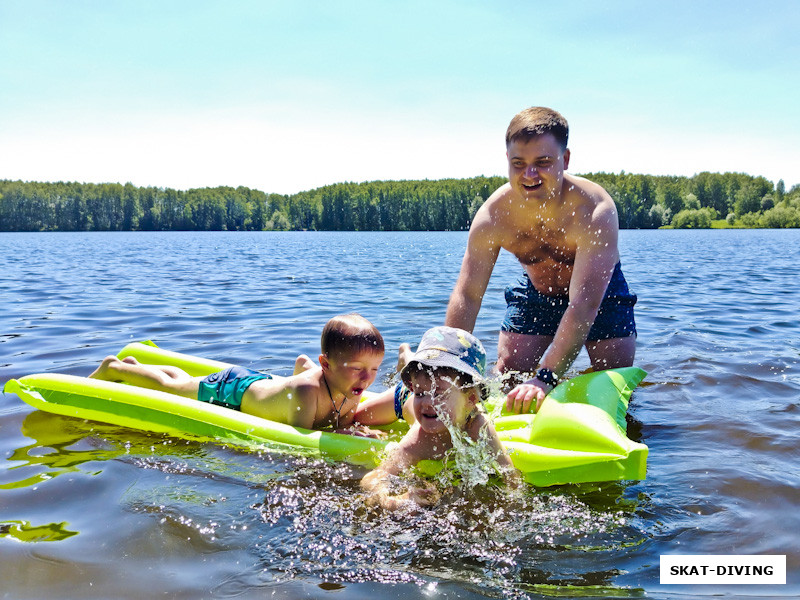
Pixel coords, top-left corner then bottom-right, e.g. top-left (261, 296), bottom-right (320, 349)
top-left (352, 387), bottom-right (399, 426)
top-left (353, 383), bottom-right (416, 426)
top-left (361, 432), bottom-right (438, 509)
top-left (360, 447), bottom-right (413, 510)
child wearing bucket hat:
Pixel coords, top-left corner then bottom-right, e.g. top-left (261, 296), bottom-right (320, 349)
top-left (353, 326), bottom-right (488, 426)
top-left (360, 326), bottom-right (519, 510)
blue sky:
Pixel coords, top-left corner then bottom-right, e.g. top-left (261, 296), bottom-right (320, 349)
top-left (1, 0), bottom-right (798, 194)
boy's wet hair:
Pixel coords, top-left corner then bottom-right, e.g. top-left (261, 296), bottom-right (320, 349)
top-left (321, 313), bottom-right (384, 359)
top-left (506, 106), bottom-right (569, 151)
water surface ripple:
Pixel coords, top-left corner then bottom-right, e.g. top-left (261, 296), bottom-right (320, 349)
top-left (1, 230), bottom-right (798, 599)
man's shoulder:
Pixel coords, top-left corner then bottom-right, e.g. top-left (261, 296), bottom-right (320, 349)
top-left (564, 175), bottom-right (617, 220)
top-left (484, 182), bottom-right (514, 203)
top-left (564, 173), bottom-right (611, 200)
top-left (472, 183), bottom-right (513, 225)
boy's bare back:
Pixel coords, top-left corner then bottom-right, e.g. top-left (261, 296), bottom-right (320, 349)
top-left (241, 367), bottom-right (350, 430)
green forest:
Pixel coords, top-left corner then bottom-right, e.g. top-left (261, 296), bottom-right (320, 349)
top-left (1, 172), bottom-right (798, 232)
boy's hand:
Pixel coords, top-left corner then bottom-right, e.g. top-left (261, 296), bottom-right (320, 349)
top-left (402, 482), bottom-right (441, 507)
top-left (505, 379), bottom-right (552, 414)
top-left (336, 425), bottom-right (387, 439)
top-left (365, 485), bottom-right (439, 511)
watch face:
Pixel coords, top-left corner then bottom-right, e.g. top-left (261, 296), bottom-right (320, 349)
top-left (536, 368), bottom-right (558, 386)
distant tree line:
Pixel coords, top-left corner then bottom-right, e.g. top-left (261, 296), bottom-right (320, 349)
top-left (0, 177), bottom-right (504, 232)
top-left (584, 171), bottom-right (799, 229)
top-left (1, 172), bottom-right (797, 232)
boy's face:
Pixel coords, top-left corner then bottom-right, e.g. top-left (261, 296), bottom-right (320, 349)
top-left (321, 349), bottom-right (383, 400)
top-left (409, 369), bottom-right (475, 434)
top-left (506, 133), bottom-right (570, 203)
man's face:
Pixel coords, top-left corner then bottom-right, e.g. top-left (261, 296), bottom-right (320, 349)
top-left (506, 133), bottom-right (570, 202)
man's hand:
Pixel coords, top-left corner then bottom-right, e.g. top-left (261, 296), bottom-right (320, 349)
top-left (505, 378), bottom-right (553, 414)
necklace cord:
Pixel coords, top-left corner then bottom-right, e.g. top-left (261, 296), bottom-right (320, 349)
top-left (322, 374), bottom-right (347, 429)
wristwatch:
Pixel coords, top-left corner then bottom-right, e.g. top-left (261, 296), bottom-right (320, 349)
top-left (535, 367), bottom-right (559, 388)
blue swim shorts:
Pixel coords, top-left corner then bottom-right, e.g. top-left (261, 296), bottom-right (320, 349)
top-left (197, 366), bottom-right (273, 410)
top-left (501, 262), bottom-right (637, 341)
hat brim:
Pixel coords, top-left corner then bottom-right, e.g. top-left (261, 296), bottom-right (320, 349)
top-left (401, 352), bottom-right (485, 390)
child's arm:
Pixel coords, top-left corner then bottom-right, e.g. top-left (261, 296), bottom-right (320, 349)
top-left (361, 431), bottom-right (438, 509)
top-left (353, 383), bottom-right (417, 426)
top-left (372, 479), bottom-right (440, 510)
top-left (352, 386), bottom-right (400, 426)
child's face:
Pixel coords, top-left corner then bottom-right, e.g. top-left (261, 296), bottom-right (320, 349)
top-left (323, 349), bottom-right (383, 400)
top-left (409, 369), bottom-right (475, 434)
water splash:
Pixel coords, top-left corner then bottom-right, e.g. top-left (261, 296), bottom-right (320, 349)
top-left (251, 453), bottom-right (646, 596)
top-left (430, 375), bottom-right (518, 490)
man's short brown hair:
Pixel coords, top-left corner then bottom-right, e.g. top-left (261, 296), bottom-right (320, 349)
top-left (321, 313), bottom-right (384, 359)
top-left (506, 107), bottom-right (569, 151)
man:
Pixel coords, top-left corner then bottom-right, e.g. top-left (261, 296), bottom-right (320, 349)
top-left (445, 107), bottom-right (637, 414)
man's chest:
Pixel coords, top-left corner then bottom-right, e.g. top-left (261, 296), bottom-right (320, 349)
top-left (503, 227), bottom-right (577, 266)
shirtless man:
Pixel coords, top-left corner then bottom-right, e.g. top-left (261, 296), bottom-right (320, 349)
top-left (445, 107), bottom-right (637, 414)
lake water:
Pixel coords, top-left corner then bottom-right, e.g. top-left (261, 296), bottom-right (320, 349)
top-left (1, 229), bottom-right (798, 599)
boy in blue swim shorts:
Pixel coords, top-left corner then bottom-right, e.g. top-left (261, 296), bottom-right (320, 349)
top-left (90, 314), bottom-right (385, 432)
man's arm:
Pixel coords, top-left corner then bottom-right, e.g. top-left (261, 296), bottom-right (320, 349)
top-left (445, 212), bottom-right (501, 332)
top-left (541, 239), bottom-right (617, 372)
